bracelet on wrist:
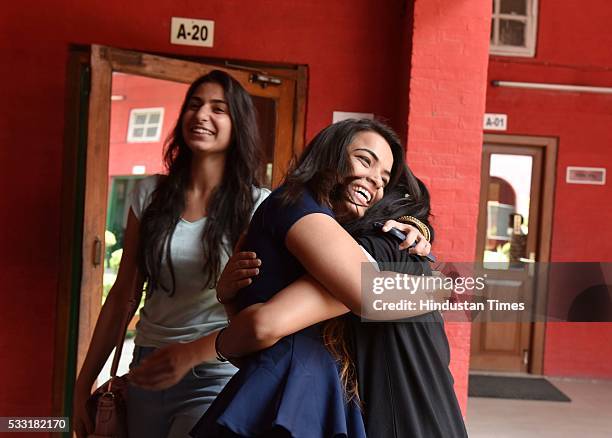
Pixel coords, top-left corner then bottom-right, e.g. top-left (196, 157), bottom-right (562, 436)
top-left (215, 327), bottom-right (229, 362)
top-left (397, 215), bottom-right (431, 242)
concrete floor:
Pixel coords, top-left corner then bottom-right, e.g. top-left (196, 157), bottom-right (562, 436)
top-left (467, 376), bottom-right (612, 437)
top-left (100, 343), bottom-right (612, 438)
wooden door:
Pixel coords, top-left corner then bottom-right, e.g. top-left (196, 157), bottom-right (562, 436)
top-left (76, 45), bottom-right (307, 373)
top-left (470, 144), bottom-right (544, 372)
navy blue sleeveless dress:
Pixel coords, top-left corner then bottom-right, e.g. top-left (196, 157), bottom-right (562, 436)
top-left (190, 187), bottom-right (366, 438)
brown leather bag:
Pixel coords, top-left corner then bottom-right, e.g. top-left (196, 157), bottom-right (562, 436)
top-left (86, 297), bottom-right (139, 438)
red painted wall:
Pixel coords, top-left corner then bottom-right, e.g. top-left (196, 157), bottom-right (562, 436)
top-left (407, 0), bottom-right (492, 414)
top-left (1, 0), bottom-right (416, 418)
top-left (486, 0), bottom-right (612, 378)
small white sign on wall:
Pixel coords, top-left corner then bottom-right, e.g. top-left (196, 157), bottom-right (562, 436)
top-left (484, 113), bottom-right (508, 131)
top-left (332, 111), bottom-right (374, 123)
top-left (132, 165), bottom-right (146, 175)
top-left (171, 17), bottom-right (215, 48)
top-left (566, 167), bottom-right (606, 185)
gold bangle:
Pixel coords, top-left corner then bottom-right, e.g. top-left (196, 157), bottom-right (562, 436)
top-left (397, 215), bottom-right (431, 242)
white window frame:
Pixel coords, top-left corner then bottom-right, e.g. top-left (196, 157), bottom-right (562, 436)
top-left (127, 107), bottom-right (164, 143)
top-left (490, 0), bottom-right (538, 57)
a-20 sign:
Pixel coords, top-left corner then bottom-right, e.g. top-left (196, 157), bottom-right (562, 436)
top-left (171, 17), bottom-right (215, 48)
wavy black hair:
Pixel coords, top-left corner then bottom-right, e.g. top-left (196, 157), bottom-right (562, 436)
top-left (138, 70), bottom-right (263, 295)
top-left (281, 118), bottom-right (405, 211)
top-left (344, 164), bottom-right (434, 242)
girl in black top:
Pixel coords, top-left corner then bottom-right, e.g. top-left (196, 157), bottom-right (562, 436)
top-left (338, 171), bottom-right (467, 437)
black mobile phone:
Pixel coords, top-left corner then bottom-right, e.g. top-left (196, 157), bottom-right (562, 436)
top-left (372, 222), bottom-right (436, 263)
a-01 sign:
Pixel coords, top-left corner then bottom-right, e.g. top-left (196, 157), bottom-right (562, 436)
top-left (483, 113), bottom-right (508, 131)
top-left (171, 17), bottom-right (215, 48)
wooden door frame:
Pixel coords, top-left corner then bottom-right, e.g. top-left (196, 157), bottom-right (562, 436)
top-left (53, 45), bottom-right (308, 417)
top-left (475, 133), bottom-right (557, 374)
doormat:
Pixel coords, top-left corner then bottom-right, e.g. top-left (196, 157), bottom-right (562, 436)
top-left (468, 375), bottom-right (571, 402)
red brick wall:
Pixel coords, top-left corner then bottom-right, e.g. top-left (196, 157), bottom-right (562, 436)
top-left (406, 0), bottom-right (492, 413)
top-left (486, 0), bottom-right (612, 378)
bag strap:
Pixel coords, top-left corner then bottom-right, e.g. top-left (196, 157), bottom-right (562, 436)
top-left (109, 294), bottom-right (140, 380)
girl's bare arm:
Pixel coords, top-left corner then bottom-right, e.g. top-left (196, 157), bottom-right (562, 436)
top-left (73, 209), bottom-right (144, 437)
top-left (217, 215), bottom-right (447, 359)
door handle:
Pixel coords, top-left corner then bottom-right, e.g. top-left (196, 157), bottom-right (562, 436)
top-left (93, 237), bottom-right (102, 267)
top-left (250, 73), bottom-right (282, 88)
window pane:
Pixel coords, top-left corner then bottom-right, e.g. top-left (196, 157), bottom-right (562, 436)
top-left (483, 154), bottom-right (533, 269)
top-left (490, 18), bottom-right (495, 43)
top-left (500, 0), bottom-right (527, 15)
top-left (134, 114), bottom-right (147, 124)
top-left (133, 127), bottom-right (144, 137)
top-left (146, 127), bottom-right (158, 137)
top-left (251, 95), bottom-right (276, 189)
top-left (148, 113), bottom-right (160, 124)
top-left (499, 19), bottom-right (526, 46)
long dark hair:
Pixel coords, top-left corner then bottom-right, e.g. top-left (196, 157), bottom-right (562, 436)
top-left (344, 165), bottom-right (434, 242)
top-left (281, 119), bottom-right (405, 209)
top-left (138, 70), bottom-right (263, 295)
top-left (324, 165), bottom-right (435, 403)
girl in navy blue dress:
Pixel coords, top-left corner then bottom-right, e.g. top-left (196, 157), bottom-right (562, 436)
top-left (210, 169), bottom-right (466, 437)
top-left (190, 119), bottom-right (435, 438)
